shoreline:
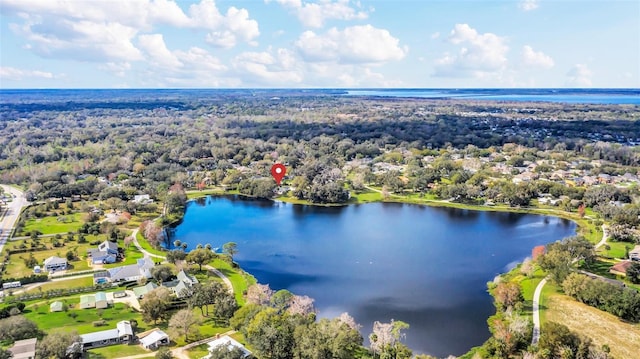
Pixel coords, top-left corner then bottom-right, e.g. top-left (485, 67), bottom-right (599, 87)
top-left (178, 189), bottom-right (590, 356)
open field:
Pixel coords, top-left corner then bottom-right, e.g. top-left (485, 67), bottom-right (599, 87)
top-left (23, 302), bottom-right (145, 334)
top-left (135, 232), bottom-right (167, 257)
top-left (545, 294), bottom-right (640, 359)
top-left (86, 344), bottom-right (149, 358)
top-left (210, 258), bottom-right (256, 305)
top-left (598, 240), bottom-right (633, 259)
top-left (3, 242), bottom-right (93, 278)
top-left (26, 276), bottom-right (94, 292)
top-left (19, 212), bottom-right (84, 235)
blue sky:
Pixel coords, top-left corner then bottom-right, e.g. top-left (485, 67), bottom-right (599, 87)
top-left (1, 0), bottom-right (638, 88)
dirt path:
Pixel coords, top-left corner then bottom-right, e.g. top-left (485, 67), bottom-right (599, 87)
top-left (531, 223), bottom-right (609, 345)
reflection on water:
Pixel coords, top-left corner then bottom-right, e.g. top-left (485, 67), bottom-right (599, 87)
top-left (170, 196), bottom-right (576, 356)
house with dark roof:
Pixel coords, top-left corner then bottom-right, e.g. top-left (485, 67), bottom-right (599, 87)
top-left (80, 320), bottom-right (134, 350)
top-left (163, 270), bottom-right (199, 298)
top-left (88, 240), bottom-right (120, 265)
top-left (8, 338), bottom-right (37, 359)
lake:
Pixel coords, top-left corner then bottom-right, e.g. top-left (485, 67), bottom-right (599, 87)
top-left (168, 196), bottom-right (576, 356)
top-left (345, 88), bottom-right (640, 105)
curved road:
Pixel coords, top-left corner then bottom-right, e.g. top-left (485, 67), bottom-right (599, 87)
top-left (0, 185), bottom-right (28, 255)
top-left (531, 224), bottom-right (609, 345)
top-left (130, 229), bottom-right (234, 293)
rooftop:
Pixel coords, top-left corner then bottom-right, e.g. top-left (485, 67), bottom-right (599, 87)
top-left (9, 338), bottom-right (37, 359)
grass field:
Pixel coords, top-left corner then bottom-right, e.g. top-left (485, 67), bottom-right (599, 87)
top-left (23, 302), bottom-right (146, 334)
top-left (103, 245), bottom-right (145, 268)
top-left (4, 242), bottom-right (93, 278)
top-left (20, 212), bottom-right (84, 235)
top-left (136, 232), bottom-right (167, 257)
top-left (545, 293), bottom-right (640, 359)
top-left (26, 276), bottom-right (94, 292)
top-left (86, 344), bottom-right (149, 358)
top-left (598, 240), bottom-right (632, 259)
top-left (210, 258), bottom-right (256, 305)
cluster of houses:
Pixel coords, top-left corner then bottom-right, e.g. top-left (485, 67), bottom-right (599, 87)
top-left (93, 257), bottom-right (154, 285)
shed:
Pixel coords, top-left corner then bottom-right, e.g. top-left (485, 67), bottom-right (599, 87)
top-left (33, 265), bottom-right (41, 274)
top-left (204, 335), bottom-right (252, 358)
top-left (95, 292), bottom-right (108, 309)
top-left (80, 294), bottom-right (96, 309)
top-left (139, 329), bottom-right (169, 350)
top-left (50, 301), bottom-right (64, 312)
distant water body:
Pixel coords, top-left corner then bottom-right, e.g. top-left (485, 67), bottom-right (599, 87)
top-left (345, 88), bottom-right (640, 105)
top-left (170, 196), bottom-right (577, 356)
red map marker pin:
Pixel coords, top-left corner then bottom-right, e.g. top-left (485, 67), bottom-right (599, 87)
top-left (271, 164), bottom-right (286, 185)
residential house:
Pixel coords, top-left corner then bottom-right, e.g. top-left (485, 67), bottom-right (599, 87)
top-left (93, 257), bottom-right (154, 284)
top-left (139, 329), bottom-right (170, 350)
top-left (43, 256), bottom-right (67, 272)
top-left (163, 270), bottom-right (199, 298)
top-left (630, 245), bottom-right (640, 261)
top-left (50, 301), bottom-right (64, 312)
top-left (8, 338), bottom-right (37, 359)
top-left (202, 336), bottom-right (252, 359)
top-left (609, 261), bottom-right (633, 276)
top-left (132, 282), bottom-right (158, 299)
top-left (88, 240), bottom-right (120, 265)
top-left (80, 294), bottom-right (96, 309)
top-left (80, 320), bottom-right (134, 350)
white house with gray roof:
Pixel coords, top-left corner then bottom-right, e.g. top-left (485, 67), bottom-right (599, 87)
top-left (93, 257), bottom-right (154, 284)
top-left (43, 256), bottom-right (67, 272)
top-left (80, 320), bottom-right (134, 350)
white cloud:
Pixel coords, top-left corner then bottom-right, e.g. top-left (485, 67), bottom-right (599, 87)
top-left (295, 25), bottom-right (407, 64)
top-left (519, 0), bottom-right (539, 11)
top-left (266, 0), bottom-right (368, 28)
top-left (566, 64), bottom-right (592, 87)
top-left (2, 0), bottom-right (260, 64)
top-left (0, 66), bottom-right (56, 81)
top-left (521, 45), bottom-right (554, 68)
top-left (433, 24), bottom-right (508, 78)
top-left (138, 34), bottom-right (183, 68)
top-left (232, 48), bottom-right (303, 85)
top-left (98, 62), bottom-right (132, 77)
top-left (430, 32), bottom-right (440, 40)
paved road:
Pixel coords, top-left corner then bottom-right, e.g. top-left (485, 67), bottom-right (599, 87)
top-left (0, 185), bottom-right (29, 255)
top-left (531, 223), bottom-right (609, 345)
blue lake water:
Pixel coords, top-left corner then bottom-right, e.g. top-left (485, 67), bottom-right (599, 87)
top-left (345, 88), bottom-right (640, 105)
top-left (169, 196), bottom-right (577, 356)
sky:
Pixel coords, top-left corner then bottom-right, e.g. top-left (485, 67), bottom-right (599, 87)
top-left (0, 0), bottom-right (638, 88)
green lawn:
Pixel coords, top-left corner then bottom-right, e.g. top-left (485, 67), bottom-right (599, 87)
top-left (3, 242), bottom-right (93, 278)
top-left (103, 245), bottom-right (145, 268)
top-left (86, 344), bottom-right (149, 358)
top-left (25, 276), bottom-right (94, 292)
top-left (598, 241), bottom-right (632, 259)
top-left (136, 232), bottom-right (167, 257)
top-left (350, 190), bottom-right (383, 203)
top-left (23, 302), bottom-right (145, 334)
top-left (210, 258), bottom-right (256, 305)
top-left (20, 212), bottom-right (84, 235)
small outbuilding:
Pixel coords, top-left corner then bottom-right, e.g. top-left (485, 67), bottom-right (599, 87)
top-left (49, 301), bottom-right (64, 312)
top-left (139, 329), bottom-right (170, 350)
top-left (80, 294), bottom-right (96, 309)
top-left (203, 335), bottom-right (252, 358)
top-left (33, 265), bottom-right (41, 274)
top-left (95, 292), bottom-right (108, 309)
